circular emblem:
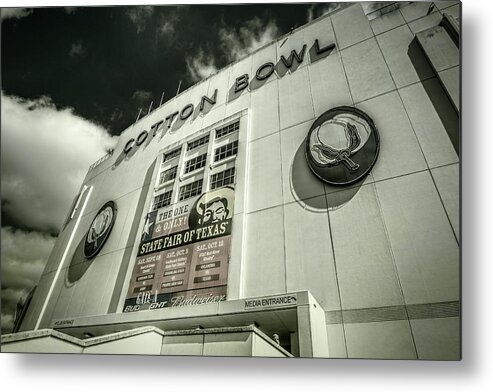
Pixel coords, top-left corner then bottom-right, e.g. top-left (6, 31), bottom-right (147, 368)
top-left (305, 106), bottom-right (380, 185)
top-left (83, 201), bottom-right (117, 259)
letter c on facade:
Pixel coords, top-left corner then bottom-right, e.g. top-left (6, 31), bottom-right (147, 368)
top-left (124, 138), bottom-right (135, 154)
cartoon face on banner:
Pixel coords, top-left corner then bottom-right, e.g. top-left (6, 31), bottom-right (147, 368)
top-left (123, 186), bottom-right (235, 313)
top-left (188, 187), bottom-right (234, 229)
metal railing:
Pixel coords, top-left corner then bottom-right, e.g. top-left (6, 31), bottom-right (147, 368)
top-left (88, 149), bottom-right (114, 171)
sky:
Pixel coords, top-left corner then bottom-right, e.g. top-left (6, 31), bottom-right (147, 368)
top-left (0, 2), bottom-right (345, 334)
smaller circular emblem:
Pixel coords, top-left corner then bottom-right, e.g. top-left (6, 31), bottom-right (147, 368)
top-left (305, 106), bottom-right (380, 185)
top-left (83, 201), bottom-right (117, 259)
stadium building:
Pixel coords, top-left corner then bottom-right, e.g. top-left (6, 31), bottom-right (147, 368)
top-left (2, 1), bottom-right (461, 359)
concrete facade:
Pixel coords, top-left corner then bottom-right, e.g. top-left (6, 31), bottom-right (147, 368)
top-left (2, 2), bottom-right (460, 359)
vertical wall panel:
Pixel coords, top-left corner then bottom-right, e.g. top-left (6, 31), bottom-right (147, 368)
top-left (329, 184), bottom-right (404, 309)
top-left (357, 91), bottom-right (427, 182)
top-left (250, 80), bottom-right (280, 141)
top-left (243, 206), bottom-right (286, 298)
top-left (340, 38), bottom-right (395, 103)
top-left (411, 316), bottom-right (460, 360)
top-left (376, 25), bottom-right (434, 88)
top-left (399, 80), bottom-right (459, 168)
top-left (431, 163), bottom-right (459, 240)
top-left (332, 4), bottom-right (373, 49)
top-left (278, 66), bottom-right (314, 130)
top-left (308, 50), bottom-right (352, 116)
top-left (376, 171), bottom-right (459, 305)
top-left (284, 197), bottom-right (340, 311)
top-left (246, 132), bottom-right (283, 213)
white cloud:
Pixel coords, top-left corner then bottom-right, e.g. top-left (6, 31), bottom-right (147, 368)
top-left (1, 227), bottom-right (55, 334)
top-left (126, 5), bottom-right (153, 34)
top-left (186, 17), bottom-right (279, 83)
top-left (159, 20), bottom-right (174, 36)
top-left (186, 48), bottom-right (218, 82)
top-left (110, 108), bottom-right (124, 122)
top-left (132, 90), bottom-right (153, 107)
top-left (1, 7), bottom-right (32, 21)
top-left (219, 17), bottom-right (279, 62)
top-left (306, 3), bottom-right (343, 22)
top-left (69, 41), bottom-right (85, 57)
top-left (64, 7), bottom-right (77, 15)
top-left (157, 9), bottom-right (182, 38)
top-left (1, 92), bottom-right (117, 233)
top-left (132, 90), bottom-right (152, 100)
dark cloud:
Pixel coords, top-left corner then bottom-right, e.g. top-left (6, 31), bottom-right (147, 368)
top-left (1, 313), bottom-right (14, 335)
top-left (1, 227), bottom-right (55, 334)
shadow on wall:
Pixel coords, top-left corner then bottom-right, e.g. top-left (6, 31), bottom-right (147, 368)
top-left (289, 140), bottom-right (364, 211)
top-left (66, 237), bottom-right (93, 285)
top-left (408, 37), bottom-right (459, 154)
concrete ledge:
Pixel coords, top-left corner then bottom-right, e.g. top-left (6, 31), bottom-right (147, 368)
top-left (2, 326), bottom-right (164, 348)
top-left (2, 325), bottom-right (292, 357)
top-left (2, 328), bottom-right (81, 345)
top-left (49, 290), bottom-right (310, 335)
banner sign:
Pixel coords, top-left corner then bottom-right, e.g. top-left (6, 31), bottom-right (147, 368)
top-left (123, 186), bottom-right (234, 312)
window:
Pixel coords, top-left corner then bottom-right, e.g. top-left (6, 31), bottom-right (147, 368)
top-left (152, 190), bottom-right (173, 211)
top-left (214, 141), bottom-right (238, 162)
top-left (210, 167), bottom-right (236, 190)
top-left (184, 153), bottom-right (207, 174)
top-left (159, 166), bottom-right (178, 184)
top-left (187, 134), bottom-right (210, 151)
top-left (215, 121), bottom-right (239, 139)
top-left (163, 148), bottom-right (181, 163)
top-left (178, 179), bottom-right (203, 201)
